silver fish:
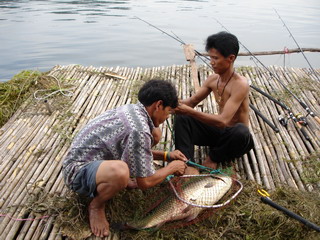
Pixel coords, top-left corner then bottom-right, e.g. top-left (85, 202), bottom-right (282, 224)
top-left (127, 175), bottom-right (232, 229)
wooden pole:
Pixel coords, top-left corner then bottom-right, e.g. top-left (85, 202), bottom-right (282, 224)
top-left (201, 48), bottom-right (320, 56)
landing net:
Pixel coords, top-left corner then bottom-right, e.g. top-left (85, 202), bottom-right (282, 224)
top-left (167, 174), bottom-right (243, 209)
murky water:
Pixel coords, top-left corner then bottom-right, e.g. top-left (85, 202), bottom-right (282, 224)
top-left (0, 0), bottom-right (319, 81)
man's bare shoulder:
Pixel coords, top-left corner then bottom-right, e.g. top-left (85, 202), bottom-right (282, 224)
top-left (203, 73), bottom-right (219, 87)
top-left (234, 74), bottom-right (250, 88)
top-left (207, 73), bottom-right (219, 81)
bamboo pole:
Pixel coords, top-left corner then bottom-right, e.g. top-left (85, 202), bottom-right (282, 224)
top-left (261, 66), bottom-right (314, 190)
top-left (201, 48), bottom-right (320, 56)
top-left (256, 66), bottom-right (307, 190)
top-left (247, 68), bottom-right (291, 187)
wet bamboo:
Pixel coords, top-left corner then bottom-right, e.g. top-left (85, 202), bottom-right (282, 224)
top-left (248, 113), bottom-right (272, 189)
top-left (242, 154), bottom-right (255, 181)
top-left (0, 128), bottom-right (66, 237)
top-left (0, 68), bottom-right (86, 234)
top-left (274, 66), bottom-right (318, 149)
top-left (269, 66), bottom-right (313, 156)
top-left (0, 117), bottom-right (28, 148)
top-left (75, 68), bottom-right (109, 126)
top-left (92, 76), bottom-right (115, 116)
top-left (106, 68), bottom-right (127, 109)
top-left (115, 66), bottom-right (137, 107)
top-left (248, 68), bottom-right (289, 187)
top-left (263, 66), bottom-right (310, 190)
top-left (5, 66), bottom-right (119, 237)
top-left (47, 225), bottom-right (61, 240)
top-left (2, 107), bottom-right (81, 238)
top-left (237, 154), bottom-right (245, 178)
top-left (0, 115), bottom-right (55, 192)
top-left (15, 217), bottom-right (33, 240)
top-left (20, 217), bottom-right (41, 240)
top-left (0, 113), bottom-right (49, 165)
top-left (288, 68), bottom-right (320, 144)
top-left (255, 66), bottom-right (303, 188)
top-left (122, 67), bottom-right (142, 105)
top-left (249, 148), bottom-right (263, 185)
top-left (38, 217), bottom-right (55, 240)
top-left (249, 84), bottom-right (280, 186)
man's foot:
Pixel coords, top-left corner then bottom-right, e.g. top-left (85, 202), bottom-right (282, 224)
top-left (89, 201), bottom-right (109, 237)
top-left (202, 157), bottom-right (218, 170)
top-left (126, 178), bottom-right (138, 189)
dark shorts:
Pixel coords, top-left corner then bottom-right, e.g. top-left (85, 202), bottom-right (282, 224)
top-left (71, 160), bottom-right (104, 198)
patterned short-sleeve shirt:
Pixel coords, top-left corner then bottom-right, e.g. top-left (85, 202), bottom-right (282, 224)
top-left (62, 101), bottom-right (156, 188)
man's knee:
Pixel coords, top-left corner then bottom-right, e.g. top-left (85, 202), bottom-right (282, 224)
top-left (111, 161), bottom-right (130, 186)
top-left (233, 123), bottom-right (250, 139)
top-left (97, 161), bottom-right (130, 188)
top-left (232, 123), bottom-right (254, 153)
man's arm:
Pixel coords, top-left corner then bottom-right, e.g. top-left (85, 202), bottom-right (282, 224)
top-left (175, 79), bottom-right (249, 127)
top-left (152, 149), bottom-right (187, 161)
top-left (136, 160), bottom-right (187, 190)
top-left (181, 76), bottom-right (214, 108)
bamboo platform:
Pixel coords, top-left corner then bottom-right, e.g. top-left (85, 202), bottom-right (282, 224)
top-left (0, 64), bottom-right (319, 239)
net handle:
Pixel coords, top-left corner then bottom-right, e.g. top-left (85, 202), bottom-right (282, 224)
top-left (168, 175), bottom-right (243, 209)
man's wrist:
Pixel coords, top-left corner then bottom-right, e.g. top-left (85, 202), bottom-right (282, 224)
top-left (164, 151), bottom-right (171, 162)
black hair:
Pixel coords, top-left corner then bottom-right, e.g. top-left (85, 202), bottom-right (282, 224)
top-left (138, 79), bottom-right (178, 108)
top-left (205, 31), bottom-right (239, 58)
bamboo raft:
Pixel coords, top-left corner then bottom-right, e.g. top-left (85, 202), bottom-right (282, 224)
top-left (0, 64), bottom-right (319, 239)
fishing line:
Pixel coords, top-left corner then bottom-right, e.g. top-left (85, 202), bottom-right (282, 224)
top-left (250, 63), bottom-right (311, 142)
top-left (214, 18), bottom-right (320, 127)
top-left (273, 8), bottom-right (320, 82)
top-left (135, 16), bottom-right (280, 133)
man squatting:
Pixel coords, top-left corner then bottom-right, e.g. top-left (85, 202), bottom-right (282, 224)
top-left (174, 31), bottom-right (254, 170)
top-left (62, 80), bottom-right (191, 237)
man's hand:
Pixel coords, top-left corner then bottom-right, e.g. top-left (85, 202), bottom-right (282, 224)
top-left (168, 160), bottom-right (187, 176)
top-left (169, 150), bottom-right (188, 162)
top-left (173, 102), bottom-right (192, 115)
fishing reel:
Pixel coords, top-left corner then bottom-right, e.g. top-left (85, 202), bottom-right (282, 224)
top-left (295, 113), bottom-right (308, 126)
top-left (278, 114), bottom-right (288, 127)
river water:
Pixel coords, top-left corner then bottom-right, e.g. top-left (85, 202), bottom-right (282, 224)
top-left (0, 0), bottom-right (319, 81)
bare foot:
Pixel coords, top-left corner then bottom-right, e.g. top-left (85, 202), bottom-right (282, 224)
top-left (202, 157), bottom-right (218, 170)
top-left (126, 178), bottom-right (138, 189)
top-left (184, 166), bottom-right (199, 175)
top-left (89, 200), bottom-right (109, 237)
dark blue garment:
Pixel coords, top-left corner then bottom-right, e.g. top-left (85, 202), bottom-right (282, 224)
top-left (174, 115), bottom-right (254, 163)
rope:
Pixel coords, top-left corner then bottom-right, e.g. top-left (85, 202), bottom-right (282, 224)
top-left (0, 213), bottom-right (51, 221)
top-left (33, 73), bottom-right (75, 100)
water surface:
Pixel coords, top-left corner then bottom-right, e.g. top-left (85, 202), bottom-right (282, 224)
top-left (0, 0), bottom-right (319, 81)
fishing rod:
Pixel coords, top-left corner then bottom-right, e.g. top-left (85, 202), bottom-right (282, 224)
top-left (274, 8), bottom-right (320, 82)
top-left (258, 189), bottom-right (320, 232)
top-left (249, 103), bottom-right (279, 133)
top-left (134, 16), bottom-right (212, 69)
top-left (215, 19), bottom-right (320, 126)
top-left (135, 16), bottom-right (279, 133)
top-left (250, 84), bottom-right (310, 141)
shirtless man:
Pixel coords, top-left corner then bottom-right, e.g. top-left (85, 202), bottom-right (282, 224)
top-left (62, 79), bottom-right (188, 237)
top-left (174, 31), bottom-right (254, 169)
